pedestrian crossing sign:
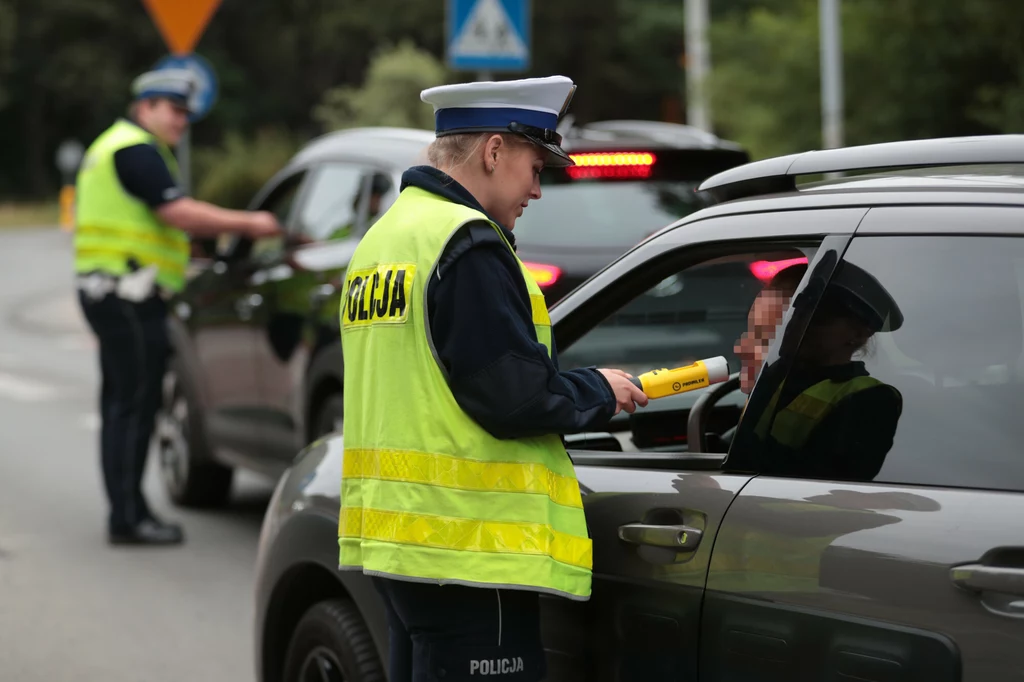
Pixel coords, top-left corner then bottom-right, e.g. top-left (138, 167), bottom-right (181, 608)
top-left (447, 0), bottom-right (530, 73)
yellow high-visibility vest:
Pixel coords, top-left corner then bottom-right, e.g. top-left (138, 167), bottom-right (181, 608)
top-left (74, 119), bottom-right (190, 293)
top-left (338, 185), bottom-right (591, 601)
top-left (755, 375), bottom-right (887, 449)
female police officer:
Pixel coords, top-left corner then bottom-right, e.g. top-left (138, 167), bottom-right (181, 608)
top-left (337, 76), bottom-right (647, 682)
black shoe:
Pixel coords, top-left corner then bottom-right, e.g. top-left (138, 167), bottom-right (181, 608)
top-left (108, 518), bottom-right (185, 546)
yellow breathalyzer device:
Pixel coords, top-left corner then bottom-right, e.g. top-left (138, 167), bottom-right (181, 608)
top-left (629, 356), bottom-right (731, 399)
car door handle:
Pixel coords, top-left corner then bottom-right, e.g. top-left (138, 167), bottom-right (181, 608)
top-left (951, 563), bottom-right (1024, 596)
top-left (618, 523), bottom-right (702, 551)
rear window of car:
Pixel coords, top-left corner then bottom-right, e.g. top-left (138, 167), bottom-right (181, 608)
top-left (513, 148), bottom-right (748, 249)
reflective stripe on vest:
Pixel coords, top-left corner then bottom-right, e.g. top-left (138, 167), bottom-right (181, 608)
top-left (74, 120), bottom-right (190, 293)
top-left (757, 374), bottom-right (884, 448)
top-left (338, 186), bottom-right (591, 601)
top-left (754, 375), bottom-right (883, 449)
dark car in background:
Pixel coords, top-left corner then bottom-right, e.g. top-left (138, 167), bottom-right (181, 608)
top-left (254, 135), bottom-right (1024, 682)
top-left (157, 121), bottom-right (749, 508)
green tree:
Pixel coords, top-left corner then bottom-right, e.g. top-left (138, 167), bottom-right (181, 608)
top-left (193, 128), bottom-right (301, 209)
top-left (708, 0), bottom-right (1024, 160)
top-left (313, 40), bottom-right (448, 131)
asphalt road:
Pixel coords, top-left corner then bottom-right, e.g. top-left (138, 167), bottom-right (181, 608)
top-left (0, 227), bottom-right (275, 681)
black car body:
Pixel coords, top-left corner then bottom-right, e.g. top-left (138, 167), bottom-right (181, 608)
top-left (158, 122), bottom-right (748, 507)
top-left (255, 135), bottom-right (1024, 682)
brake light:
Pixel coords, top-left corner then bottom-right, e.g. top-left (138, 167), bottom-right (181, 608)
top-left (749, 257), bottom-right (809, 282)
top-left (567, 152), bottom-right (656, 180)
top-left (570, 152), bottom-right (657, 167)
top-left (523, 261), bottom-right (562, 288)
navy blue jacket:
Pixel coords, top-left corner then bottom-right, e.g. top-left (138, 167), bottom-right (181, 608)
top-left (112, 120), bottom-right (183, 208)
top-left (401, 166), bottom-right (616, 440)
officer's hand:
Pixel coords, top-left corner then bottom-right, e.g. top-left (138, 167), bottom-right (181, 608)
top-left (598, 368), bottom-right (649, 415)
top-left (246, 211), bottom-right (282, 239)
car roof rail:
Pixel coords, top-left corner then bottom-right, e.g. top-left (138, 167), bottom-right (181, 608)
top-left (571, 120), bottom-right (746, 151)
top-left (697, 134), bottom-right (1024, 205)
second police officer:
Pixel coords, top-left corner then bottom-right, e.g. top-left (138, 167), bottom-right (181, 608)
top-left (337, 76), bottom-right (649, 681)
top-left (74, 68), bottom-right (282, 546)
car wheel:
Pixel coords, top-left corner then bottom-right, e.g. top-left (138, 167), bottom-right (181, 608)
top-left (313, 393), bottom-right (344, 440)
top-left (157, 356), bottom-right (234, 508)
top-left (282, 600), bottom-right (385, 682)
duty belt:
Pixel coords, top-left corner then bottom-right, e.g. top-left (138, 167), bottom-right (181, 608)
top-left (76, 270), bottom-right (173, 302)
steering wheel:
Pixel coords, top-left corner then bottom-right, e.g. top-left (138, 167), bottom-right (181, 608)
top-left (686, 373), bottom-right (741, 453)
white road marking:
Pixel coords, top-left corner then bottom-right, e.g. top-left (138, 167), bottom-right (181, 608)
top-left (0, 372), bottom-right (60, 402)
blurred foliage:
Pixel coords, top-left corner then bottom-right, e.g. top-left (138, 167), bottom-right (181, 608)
top-left (5, 0), bottom-right (1024, 197)
top-left (710, 0), bottom-right (1024, 160)
top-left (314, 41), bottom-right (447, 131)
top-left (193, 129), bottom-right (301, 209)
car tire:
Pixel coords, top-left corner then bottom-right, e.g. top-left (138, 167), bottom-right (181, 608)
top-left (313, 393), bottom-right (344, 441)
top-left (157, 356), bottom-right (234, 508)
top-left (282, 600), bottom-right (385, 682)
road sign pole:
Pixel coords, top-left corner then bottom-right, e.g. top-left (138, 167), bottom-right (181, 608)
top-left (820, 0), bottom-right (844, 149)
top-left (684, 0), bottom-right (712, 133)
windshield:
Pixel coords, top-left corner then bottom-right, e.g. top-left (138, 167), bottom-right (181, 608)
top-left (513, 180), bottom-right (706, 248)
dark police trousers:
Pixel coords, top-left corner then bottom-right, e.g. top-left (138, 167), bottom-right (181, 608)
top-left (78, 290), bottom-right (169, 533)
top-left (373, 577), bottom-right (547, 682)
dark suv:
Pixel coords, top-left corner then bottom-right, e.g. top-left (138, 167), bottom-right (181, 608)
top-left (157, 122), bottom-right (748, 507)
top-left (254, 135), bottom-right (1024, 682)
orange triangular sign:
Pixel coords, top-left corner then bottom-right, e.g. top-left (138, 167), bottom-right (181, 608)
top-left (141, 0), bottom-right (223, 55)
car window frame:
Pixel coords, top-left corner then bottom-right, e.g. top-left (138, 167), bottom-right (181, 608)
top-left (555, 207), bottom-right (868, 471)
top-left (218, 168), bottom-right (310, 264)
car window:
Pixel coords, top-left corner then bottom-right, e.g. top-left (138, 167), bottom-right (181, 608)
top-left (559, 244), bottom-right (819, 452)
top-left (295, 163), bottom-right (369, 243)
top-left (513, 148), bottom-right (746, 251)
top-left (514, 181), bottom-right (707, 249)
top-left (217, 170), bottom-right (305, 260)
top-left (735, 235), bottom-right (1024, 492)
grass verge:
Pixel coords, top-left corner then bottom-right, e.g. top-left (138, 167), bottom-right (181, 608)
top-left (0, 202), bottom-right (61, 229)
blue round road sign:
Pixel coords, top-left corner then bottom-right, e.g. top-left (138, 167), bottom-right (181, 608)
top-left (153, 53), bottom-right (219, 122)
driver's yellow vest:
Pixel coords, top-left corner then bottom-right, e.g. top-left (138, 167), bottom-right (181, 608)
top-left (338, 186), bottom-right (592, 601)
top-left (74, 120), bottom-right (191, 293)
top-left (754, 376), bottom-right (884, 449)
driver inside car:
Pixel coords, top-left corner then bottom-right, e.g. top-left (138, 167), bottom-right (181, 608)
top-left (727, 259), bottom-right (905, 481)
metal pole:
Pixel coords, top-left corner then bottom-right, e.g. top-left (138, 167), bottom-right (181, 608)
top-left (684, 0), bottom-right (712, 132)
top-left (819, 0), bottom-right (844, 149)
top-left (178, 127), bottom-right (191, 195)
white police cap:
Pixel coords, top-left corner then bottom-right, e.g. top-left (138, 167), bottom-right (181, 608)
top-left (131, 68), bottom-right (197, 112)
top-left (421, 75), bottom-right (577, 167)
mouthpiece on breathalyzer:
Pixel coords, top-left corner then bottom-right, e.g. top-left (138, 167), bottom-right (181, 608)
top-left (628, 356), bottom-right (731, 399)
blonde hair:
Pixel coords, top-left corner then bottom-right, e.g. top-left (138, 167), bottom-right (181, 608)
top-left (426, 132), bottom-right (533, 173)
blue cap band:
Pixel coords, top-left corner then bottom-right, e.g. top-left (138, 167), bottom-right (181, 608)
top-left (436, 107), bottom-right (558, 134)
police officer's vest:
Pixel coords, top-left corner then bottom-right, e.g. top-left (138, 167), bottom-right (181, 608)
top-left (338, 185), bottom-right (592, 601)
top-left (74, 119), bottom-right (191, 293)
top-left (754, 376), bottom-right (885, 449)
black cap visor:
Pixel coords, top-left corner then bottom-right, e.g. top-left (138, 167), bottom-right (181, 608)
top-left (434, 121), bottom-right (575, 167)
top-left (507, 121), bottom-right (574, 167)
